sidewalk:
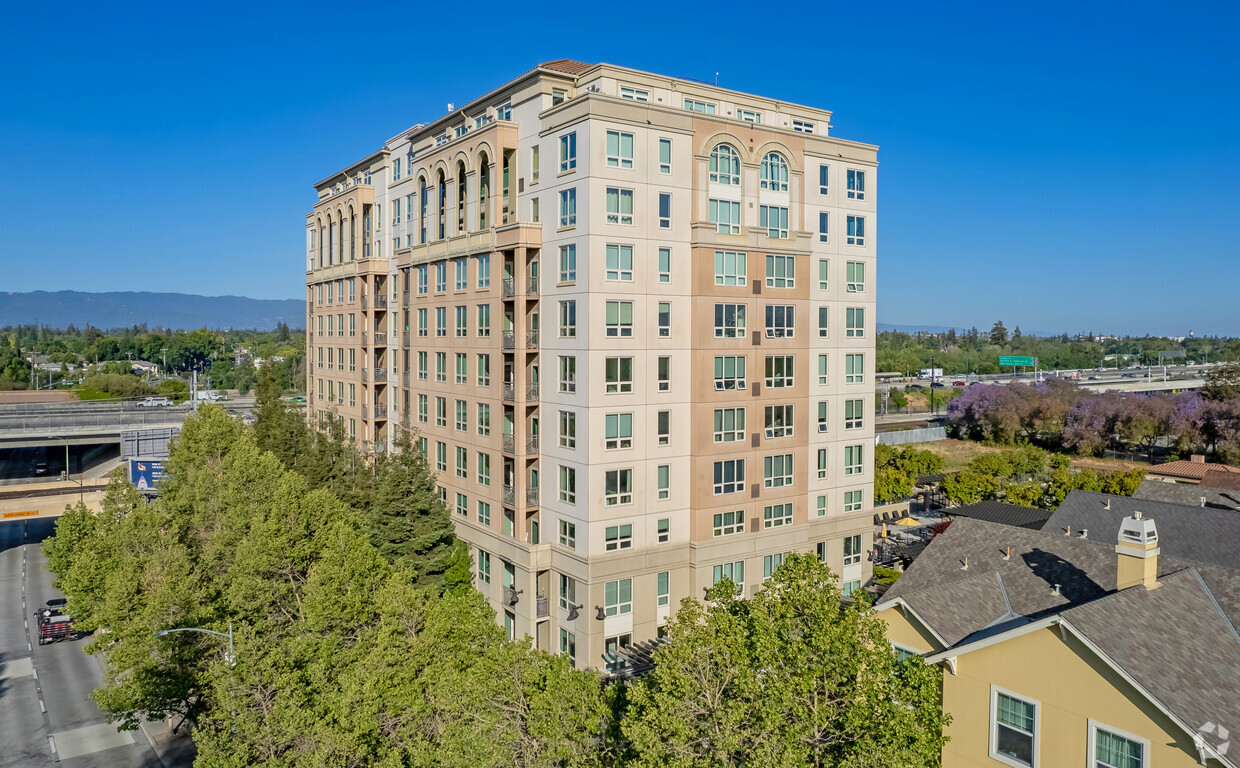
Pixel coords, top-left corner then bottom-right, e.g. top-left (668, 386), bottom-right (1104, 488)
top-left (88, 648), bottom-right (199, 767)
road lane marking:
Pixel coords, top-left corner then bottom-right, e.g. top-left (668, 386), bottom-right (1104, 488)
top-left (50, 723), bottom-right (134, 759)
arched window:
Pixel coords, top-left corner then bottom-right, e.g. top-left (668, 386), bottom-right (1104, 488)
top-left (709, 144), bottom-right (740, 185)
top-left (347, 206), bottom-right (355, 260)
top-left (437, 171), bottom-right (447, 240)
top-left (419, 178), bottom-right (428, 244)
top-left (478, 154), bottom-right (490, 230)
top-left (760, 152), bottom-right (789, 192)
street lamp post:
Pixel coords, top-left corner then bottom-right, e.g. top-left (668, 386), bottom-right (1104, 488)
top-left (153, 622), bottom-right (236, 731)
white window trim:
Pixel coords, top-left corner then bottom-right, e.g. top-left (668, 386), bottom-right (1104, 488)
top-left (1087, 720), bottom-right (1149, 768)
top-left (989, 685), bottom-right (1040, 768)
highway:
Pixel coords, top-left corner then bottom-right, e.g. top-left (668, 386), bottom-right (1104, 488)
top-left (0, 399), bottom-right (255, 449)
top-left (0, 518), bottom-right (186, 766)
top-left (882, 364), bottom-right (1214, 393)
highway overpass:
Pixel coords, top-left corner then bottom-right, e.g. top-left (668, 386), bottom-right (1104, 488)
top-left (0, 399), bottom-right (253, 449)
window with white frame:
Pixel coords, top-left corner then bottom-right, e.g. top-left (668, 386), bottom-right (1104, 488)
top-left (847, 215), bottom-right (865, 246)
top-left (658, 247), bottom-right (671, 283)
top-left (657, 356), bottom-right (671, 391)
top-left (766, 254), bottom-right (795, 288)
top-left (1089, 721), bottom-right (1147, 768)
top-left (455, 400), bottom-right (468, 432)
top-left (477, 451), bottom-right (490, 484)
top-left (713, 407), bottom-right (746, 443)
top-left (819, 164), bottom-right (829, 195)
top-left (559, 519), bottom-right (576, 547)
top-left (846, 353), bottom-right (864, 384)
top-left (559, 300), bottom-right (576, 338)
top-left (559, 410), bottom-right (576, 449)
top-left (604, 578), bottom-right (632, 615)
top-left (477, 353), bottom-right (490, 386)
top-left (436, 262), bottom-right (447, 291)
top-left (760, 205), bottom-right (789, 238)
top-left (605, 357), bottom-right (632, 393)
top-left (764, 453), bottom-right (793, 488)
top-left (844, 444), bottom-right (864, 476)
top-left (657, 468), bottom-right (670, 501)
top-left (819, 211), bottom-right (829, 243)
top-left (559, 465), bottom-right (576, 504)
top-left (559, 188), bottom-right (576, 227)
top-left (817, 448), bottom-right (828, 479)
top-left (737, 108), bottom-right (761, 123)
top-left (477, 500), bottom-right (490, 525)
top-left (713, 459), bottom-right (745, 494)
top-left (604, 470), bottom-right (633, 506)
top-left (477, 253), bottom-right (491, 288)
top-left (657, 410), bottom-right (670, 444)
top-left (712, 561), bottom-right (744, 593)
top-left (846, 261), bottom-right (865, 292)
top-left (763, 552), bottom-right (789, 578)
top-left (558, 244), bottom-right (577, 283)
top-left (435, 307), bottom-right (447, 336)
top-left (559, 355), bottom-right (577, 393)
top-left (709, 144), bottom-right (741, 185)
top-left (714, 355), bottom-right (746, 390)
top-left (657, 302), bottom-right (671, 337)
top-left (477, 303), bottom-right (491, 337)
top-left (847, 169), bottom-right (866, 200)
top-left (714, 303), bottom-right (746, 338)
top-left (455, 445), bottom-right (467, 476)
top-left (760, 153), bottom-right (789, 191)
top-left (417, 308), bottom-right (427, 337)
top-left (605, 300), bottom-right (633, 337)
top-left (435, 352), bottom-right (447, 381)
top-left (847, 307), bottom-right (865, 337)
top-left (684, 98), bottom-right (715, 114)
top-left (657, 570), bottom-right (670, 604)
top-left (709, 199), bottom-right (741, 234)
top-left (765, 355), bottom-right (793, 388)
top-left (845, 398), bottom-right (864, 429)
top-left (559, 132), bottom-right (576, 171)
top-left (559, 574), bottom-right (575, 610)
top-left (658, 138), bottom-right (671, 174)
top-left (620, 85), bottom-right (650, 101)
top-left (606, 130), bottom-right (634, 169)
top-left (818, 354), bottom-right (829, 385)
top-left (606, 187), bottom-right (634, 224)
top-left (455, 259), bottom-right (467, 290)
top-left (844, 490), bottom-right (862, 513)
top-left (818, 306), bottom-right (829, 338)
top-left (714, 250), bottom-right (747, 286)
top-left (844, 534), bottom-right (862, 565)
top-left (658, 193), bottom-right (671, 228)
top-left (605, 244), bottom-right (633, 280)
top-left (713, 510), bottom-right (745, 537)
top-left (763, 503), bottom-right (793, 529)
top-left (765, 305), bottom-right (794, 338)
top-left (477, 550), bottom-right (490, 583)
top-left (991, 688), bottom-right (1038, 768)
top-left (455, 305), bottom-right (468, 337)
top-left (818, 258), bottom-right (830, 291)
top-left (435, 397), bottom-right (446, 426)
top-left (792, 119), bottom-right (814, 133)
top-left (456, 353), bottom-right (468, 384)
top-left (604, 523), bottom-right (633, 550)
top-left (605, 412), bottom-right (632, 449)
top-left (765, 404), bottom-right (793, 438)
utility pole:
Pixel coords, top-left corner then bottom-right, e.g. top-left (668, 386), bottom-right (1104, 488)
top-left (930, 355), bottom-right (936, 416)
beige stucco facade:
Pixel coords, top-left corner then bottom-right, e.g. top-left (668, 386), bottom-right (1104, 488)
top-left (306, 61), bottom-right (878, 670)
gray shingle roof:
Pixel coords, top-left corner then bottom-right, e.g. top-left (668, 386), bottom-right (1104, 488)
top-left (1133, 478), bottom-right (1240, 510)
top-left (947, 500), bottom-right (1052, 530)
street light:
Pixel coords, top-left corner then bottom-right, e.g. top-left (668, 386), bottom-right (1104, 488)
top-left (153, 622), bottom-right (236, 730)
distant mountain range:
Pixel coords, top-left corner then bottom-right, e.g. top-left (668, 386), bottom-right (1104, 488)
top-left (0, 291), bottom-right (304, 331)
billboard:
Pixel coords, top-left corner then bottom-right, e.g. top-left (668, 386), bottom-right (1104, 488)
top-left (128, 459), bottom-right (165, 492)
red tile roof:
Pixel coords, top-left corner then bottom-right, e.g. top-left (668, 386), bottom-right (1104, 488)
top-left (538, 59), bottom-right (594, 76)
top-left (1148, 459), bottom-right (1240, 481)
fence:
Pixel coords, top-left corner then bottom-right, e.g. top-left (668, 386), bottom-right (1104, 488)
top-left (877, 426), bottom-right (948, 446)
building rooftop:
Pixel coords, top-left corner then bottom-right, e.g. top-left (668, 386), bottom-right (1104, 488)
top-left (1133, 477), bottom-right (1240, 510)
top-left (1147, 457), bottom-right (1240, 481)
top-left (537, 58), bottom-right (594, 76)
top-left (1203, 467), bottom-right (1240, 491)
top-left (946, 500), bottom-right (1052, 530)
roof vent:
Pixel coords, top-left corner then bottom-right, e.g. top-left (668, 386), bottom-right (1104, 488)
top-left (1051, 584), bottom-right (1061, 596)
top-left (1201, 496), bottom-right (1207, 508)
top-left (960, 557), bottom-right (969, 571)
top-left (1105, 498), bottom-right (1111, 510)
top-left (1079, 529), bottom-right (1089, 539)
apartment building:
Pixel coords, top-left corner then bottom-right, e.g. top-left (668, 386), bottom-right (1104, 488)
top-left (305, 60), bottom-right (878, 670)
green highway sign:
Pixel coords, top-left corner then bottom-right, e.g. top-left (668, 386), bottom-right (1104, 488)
top-left (999, 356), bottom-right (1036, 367)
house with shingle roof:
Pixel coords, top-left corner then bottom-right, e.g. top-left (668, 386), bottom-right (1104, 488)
top-left (1133, 478), bottom-right (1240, 511)
top-left (876, 503), bottom-right (1240, 768)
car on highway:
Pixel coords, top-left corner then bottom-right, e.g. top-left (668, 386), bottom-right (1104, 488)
top-left (136, 396), bottom-right (172, 407)
top-left (1198, 369), bottom-right (1208, 375)
top-left (952, 381), bottom-right (966, 386)
top-left (908, 384), bottom-right (925, 391)
top-left (288, 396), bottom-right (307, 403)
top-left (1088, 375), bottom-right (1102, 380)
top-left (930, 382), bottom-right (946, 388)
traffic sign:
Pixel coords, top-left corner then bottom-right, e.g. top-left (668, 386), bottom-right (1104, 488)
top-left (999, 356), bottom-right (1036, 367)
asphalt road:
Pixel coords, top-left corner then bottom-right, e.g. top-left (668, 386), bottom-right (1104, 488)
top-left (0, 518), bottom-right (171, 767)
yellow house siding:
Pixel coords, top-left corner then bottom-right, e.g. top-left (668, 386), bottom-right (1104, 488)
top-left (877, 604), bottom-right (944, 656)
top-left (942, 625), bottom-right (1206, 768)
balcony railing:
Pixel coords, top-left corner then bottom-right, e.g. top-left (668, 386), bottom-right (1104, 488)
top-left (502, 383), bottom-right (515, 402)
top-left (373, 332), bottom-right (387, 346)
top-left (526, 435), bottom-right (539, 453)
top-left (361, 332), bottom-right (368, 346)
top-left (526, 486), bottom-right (539, 507)
top-left (361, 296), bottom-right (368, 309)
top-left (402, 290), bottom-right (409, 306)
top-left (526, 276), bottom-right (539, 296)
top-left (501, 278), bottom-right (516, 298)
top-left (502, 434), bottom-right (515, 454)
top-left (502, 331), bottom-right (516, 350)
top-left (526, 331), bottom-right (539, 349)
top-left (361, 405), bottom-right (368, 418)
top-left (503, 484), bottom-right (516, 505)
top-left (373, 367), bottom-right (388, 383)
top-left (308, 332), bottom-right (314, 342)
top-left (374, 295), bottom-right (388, 309)
top-left (401, 372), bottom-right (410, 387)
top-left (401, 331), bottom-right (409, 347)
top-left (374, 404), bottom-right (388, 420)
top-left (526, 381), bottom-right (539, 400)
top-left (361, 369), bottom-right (368, 383)
top-left (536, 595), bottom-right (549, 619)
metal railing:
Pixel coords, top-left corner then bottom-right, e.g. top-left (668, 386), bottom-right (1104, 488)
top-left (373, 367), bottom-right (388, 383)
top-left (502, 434), bottom-right (515, 454)
top-left (503, 484), bottom-right (516, 505)
top-left (401, 290), bottom-right (409, 306)
top-left (502, 383), bottom-right (515, 402)
top-left (526, 435), bottom-right (539, 453)
top-left (373, 332), bottom-right (387, 346)
top-left (526, 485), bottom-right (539, 506)
top-left (502, 331), bottom-right (516, 350)
top-left (361, 332), bottom-right (368, 346)
top-left (526, 276), bottom-right (539, 296)
top-left (526, 331), bottom-right (539, 349)
top-left (361, 296), bottom-right (368, 309)
top-left (536, 595), bottom-right (549, 619)
top-left (401, 372), bottom-right (410, 387)
top-left (526, 381), bottom-right (539, 400)
top-left (374, 295), bottom-right (388, 309)
top-left (374, 404), bottom-right (388, 419)
top-left (502, 278), bottom-right (516, 298)
top-left (361, 405), bottom-right (368, 418)
top-left (0, 409), bottom-right (189, 434)
top-left (361, 369), bottom-right (369, 383)
top-left (401, 332), bottom-right (409, 347)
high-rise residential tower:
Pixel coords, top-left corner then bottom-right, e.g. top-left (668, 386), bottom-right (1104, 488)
top-left (306, 60), bottom-right (877, 670)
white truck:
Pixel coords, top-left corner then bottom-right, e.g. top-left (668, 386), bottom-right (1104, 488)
top-left (918, 368), bottom-right (944, 380)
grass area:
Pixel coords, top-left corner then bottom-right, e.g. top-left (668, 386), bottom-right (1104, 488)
top-left (72, 387), bottom-right (111, 401)
top-left (910, 439), bottom-right (1146, 473)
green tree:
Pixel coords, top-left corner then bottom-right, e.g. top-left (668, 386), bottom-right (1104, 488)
top-left (875, 466), bottom-right (915, 503)
top-left (989, 320), bottom-right (1009, 346)
top-left (941, 468), bottom-right (999, 505)
top-left (1203, 361), bottom-right (1240, 401)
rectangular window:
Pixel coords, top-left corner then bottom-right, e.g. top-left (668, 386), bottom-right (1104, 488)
top-left (992, 690), bottom-right (1038, 768)
top-left (1090, 722), bottom-right (1146, 768)
top-left (845, 398), bottom-right (864, 430)
top-left (418, 308), bottom-right (427, 337)
top-left (684, 98), bottom-right (716, 114)
top-left (847, 215), bottom-right (866, 246)
top-left (455, 353), bottom-right (468, 384)
top-left (559, 132), bottom-right (577, 172)
top-left (477, 402), bottom-right (491, 436)
top-left (605, 413), bottom-right (633, 449)
top-left (764, 404), bottom-right (794, 438)
top-left (792, 119), bottom-right (814, 133)
top-left (844, 445), bottom-right (864, 476)
top-left (712, 561), bottom-right (744, 594)
top-left (455, 259), bottom-right (467, 290)
top-left (551, 88), bottom-right (566, 106)
top-left (477, 353), bottom-right (490, 386)
top-left (417, 394), bottom-right (428, 423)
top-left (846, 307), bottom-right (865, 338)
top-left (559, 520), bottom-right (576, 548)
top-left (764, 453), bottom-right (793, 488)
top-left (559, 629), bottom-right (576, 666)
top-left (714, 250), bottom-right (746, 286)
top-left (819, 212), bottom-right (829, 243)
top-left (763, 503), bottom-right (793, 529)
top-left (844, 534), bottom-right (862, 566)
top-left (559, 466), bottom-right (576, 504)
top-left (657, 302), bottom-right (671, 337)
top-left (819, 164), bottom-right (829, 195)
top-left (559, 300), bottom-right (577, 338)
top-left (818, 306), bottom-right (830, 338)
top-left (713, 459), bottom-right (745, 495)
top-left (847, 169), bottom-right (866, 200)
top-left (818, 401), bottom-right (829, 432)
top-left (435, 397), bottom-right (447, 427)
top-left (657, 467), bottom-right (670, 501)
top-left (605, 356), bottom-right (633, 393)
top-left (530, 145), bottom-right (539, 183)
top-left (605, 187), bottom-right (634, 225)
top-left (712, 510), bottom-right (745, 537)
top-left (657, 247), bottom-right (671, 283)
top-left (817, 494), bottom-right (827, 516)
top-left (435, 441), bottom-right (446, 472)
top-left (846, 261), bottom-right (866, 292)
top-left (759, 205), bottom-right (789, 239)
top-left (436, 262), bottom-right (447, 292)
top-left (455, 400), bottom-right (468, 432)
top-left (657, 410), bottom-right (670, 445)
top-left (765, 355), bottom-right (794, 388)
top-left (765, 305), bottom-right (794, 338)
top-left (763, 552), bottom-right (789, 579)
top-left (436, 352), bottom-right (447, 383)
top-left (605, 130), bottom-right (634, 169)
top-left (605, 300), bottom-right (633, 337)
top-left (477, 253), bottom-right (491, 288)
top-left (658, 138), bottom-right (671, 174)
top-left (417, 266), bottom-right (428, 294)
top-left (477, 550), bottom-right (491, 583)
top-left (846, 354), bottom-right (865, 384)
top-left (455, 446), bottom-right (468, 477)
top-left (559, 244), bottom-right (576, 283)
top-left (605, 244), bottom-right (633, 281)
top-left (657, 356), bottom-right (671, 392)
top-left (455, 305), bottom-right (468, 337)
top-left (559, 188), bottom-right (577, 227)
top-left (620, 85), bottom-right (650, 102)
top-left (818, 355), bottom-right (829, 385)
top-left (737, 108), bottom-right (761, 123)
top-left (604, 470), bottom-right (633, 506)
top-left (604, 524), bottom-right (633, 552)
top-left (559, 410), bottom-right (576, 449)
top-left (477, 303), bottom-right (491, 337)
top-left (657, 571), bottom-right (670, 605)
top-left (559, 574), bottom-right (575, 610)
top-left (709, 199), bottom-right (741, 234)
top-left (713, 407), bottom-right (746, 443)
top-left (604, 579), bottom-right (632, 615)
top-left (842, 580), bottom-right (861, 597)
top-left (477, 452), bottom-right (491, 486)
top-left (658, 193), bottom-right (671, 228)
top-left (714, 303), bottom-right (746, 338)
top-left (559, 356), bottom-right (577, 393)
top-left (714, 355), bottom-right (747, 390)
top-left (765, 254), bottom-right (795, 288)
top-left (844, 490), bottom-right (863, 513)
top-left (436, 307), bottom-right (447, 337)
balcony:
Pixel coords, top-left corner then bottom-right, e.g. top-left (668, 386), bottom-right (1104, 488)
top-left (526, 331), bottom-right (539, 349)
top-left (361, 332), bottom-right (368, 346)
top-left (401, 331), bottom-right (409, 347)
top-left (373, 332), bottom-right (387, 346)
top-left (308, 332), bottom-right (314, 342)
top-left (373, 367), bottom-right (388, 384)
top-left (502, 383), bottom-right (515, 402)
top-left (361, 296), bottom-right (368, 309)
top-left (526, 485), bottom-right (539, 507)
top-left (361, 405), bottom-right (368, 418)
top-left (402, 372), bottom-right (410, 387)
top-left (502, 331), bottom-right (516, 350)
top-left (401, 290), bottom-right (409, 306)
top-left (502, 434), bottom-right (515, 454)
top-left (527, 381), bottom-right (539, 400)
top-left (361, 369), bottom-right (368, 383)
top-left (374, 404), bottom-right (388, 420)
top-left (502, 278), bottom-right (516, 298)
top-left (526, 276), bottom-right (539, 296)
top-left (526, 435), bottom-right (539, 453)
top-left (536, 595), bottom-right (550, 619)
top-left (374, 295), bottom-right (388, 309)
top-left (503, 484), bottom-right (516, 505)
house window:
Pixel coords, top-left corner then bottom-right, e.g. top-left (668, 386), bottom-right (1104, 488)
top-left (842, 580), bottom-right (861, 597)
top-left (605, 188), bottom-right (634, 225)
top-left (763, 503), bottom-right (793, 529)
top-left (551, 88), bottom-right (566, 105)
top-left (819, 212), bottom-right (829, 243)
top-left (620, 85), bottom-right (650, 102)
top-left (605, 244), bottom-right (633, 280)
top-left (477, 303), bottom-right (491, 337)
top-left (792, 119), bottom-right (814, 133)
top-left (714, 250), bottom-right (747, 286)
top-left (657, 247), bottom-right (671, 283)
top-left (559, 244), bottom-right (576, 283)
top-left (657, 356), bottom-right (671, 391)
top-left (714, 355), bottom-right (746, 390)
top-left (765, 254), bottom-right (795, 288)
top-left (605, 131), bottom-right (634, 169)
top-left (560, 629), bottom-right (576, 666)
top-left (737, 108), bottom-right (761, 123)
top-left (604, 470), bottom-right (633, 506)
top-left (657, 302), bottom-right (671, 337)
top-left (760, 153), bottom-right (789, 191)
top-left (760, 205), bottom-right (789, 238)
top-left (765, 355), bottom-right (794, 388)
top-left (417, 394), bottom-right (428, 423)
top-left (477, 402), bottom-right (491, 436)
top-left (816, 495), bottom-right (827, 516)
top-left (844, 490), bottom-right (862, 513)
top-left (818, 448), bottom-right (828, 478)
top-left (655, 518), bottom-right (670, 543)
top-left (559, 520), bottom-right (576, 547)
top-left (765, 404), bottom-right (793, 438)
top-left (819, 306), bottom-right (829, 338)
top-left (605, 301), bottom-right (633, 337)
top-left (657, 410), bottom-right (670, 445)
top-left (456, 493), bottom-right (468, 518)
top-left (436, 262), bottom-right (447, 291)
top-left (604, 524), bottom-right (633, 550)
top-left (712, 561), bottom-right (744, 594)
top-left (559, 355), bottom-right (577, 393)
top-left (477, 550), bottom-right (491, 583)
top-left (658, 193), bottom-right (671, 228)
top-left (455, 353), bottom-right (468, 384)
top-left (657, 571), bottom-right (670, 605)
top-left (818, 354), bottom-right (828, 385)
top-left (418, 266), bottom-right (428, 294)
top-left (713, 459), bottom-right (745, 494)
top-left (559, 132), bottom-right (577, 171)
top-left (605, 634), bottom-right (632, 672)
top-left (476, 500), bottom-right (491, 526)
top-left (765, 305), bottom-right (794, 338)
top-left (455, 400), bottom-right (468, 432)
top-left (991, 688), bottom-right (1038, 768)
top-left (714, 304), bottom-right (746, 338)
top-left (709, 145), bottom-right (741, 185)
top-left (847, 215), bottom-right (865, 246)
top-left (658, 138), bottom-right (671, 174)
top-left (477, 353), bottom-right (490, 386)
top-left (605, 413), bottom-right (633, 449)
top-left (819, 164), bottom-right (829, 195)
top-left (605, 357), bottom-right (633, 393)
top-left (559, 300), bottom-right (577, 338)
top-left (844, 534), bottom-right (862, 565)
top-left (455, 259), bottom-right (468, 290)
top-left (684, 98), bottom-right (716, 114)
top-left (559, 574), bottom-right (576, 610)
top-left (436, 352), bottom-right (447, 382)
top-left (844, 445), bottom-right (864, 476)
top-left (530, 145), bottom-right (539, 183)
top-left (847, 169), bottom-right (866, 200)
top-left (477, 253), bottom-right (491, 288)
top-left (846, 261), bottom-right (865, 292)
top-left (846, 307), bottom-right (865, 338)
top-left (435, 397), bottom-right (446, 427)
top-left (846, 354), bottom-right (865, 384)
top-left (1089, 721), bottom-right (1148, 768)
top-left (709, 199), bottom-right (741, 234)
top-left (559, 410), bottom-right (576, 449)
top-left (712, 510), bottom-right (745, 537)
top-left (477, 452), bottom-right (491, 485)
top-left (657, 467), bottom-right (670, 501)
top-left (436, 307), bottom-right (447, 337)
top-left (558, 466), bottom-right (576, 504)
top-left (604, 579), bottom-right (632, 615)
top-left (455, 305), bottom-right (468, 337)
top-left (763, 552), bottom-right (789, 579)
top-left (764, 453), bottom-right (793, 488)
top-left (417, 309), bottom-right (427, 337)
top-left (559, 189), bottom-right (577, 227)
top-left (713, 407), bottom-right (746, 443)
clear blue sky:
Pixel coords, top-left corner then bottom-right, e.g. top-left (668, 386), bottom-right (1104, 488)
top-left (2, 1), bottom-right (1237, 336)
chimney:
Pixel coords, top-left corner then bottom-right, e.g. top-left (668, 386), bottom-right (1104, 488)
top-left (1116, 511), bottom-right (1160, 591)
top-left (1191, 454), bottom-right (1206, 464)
